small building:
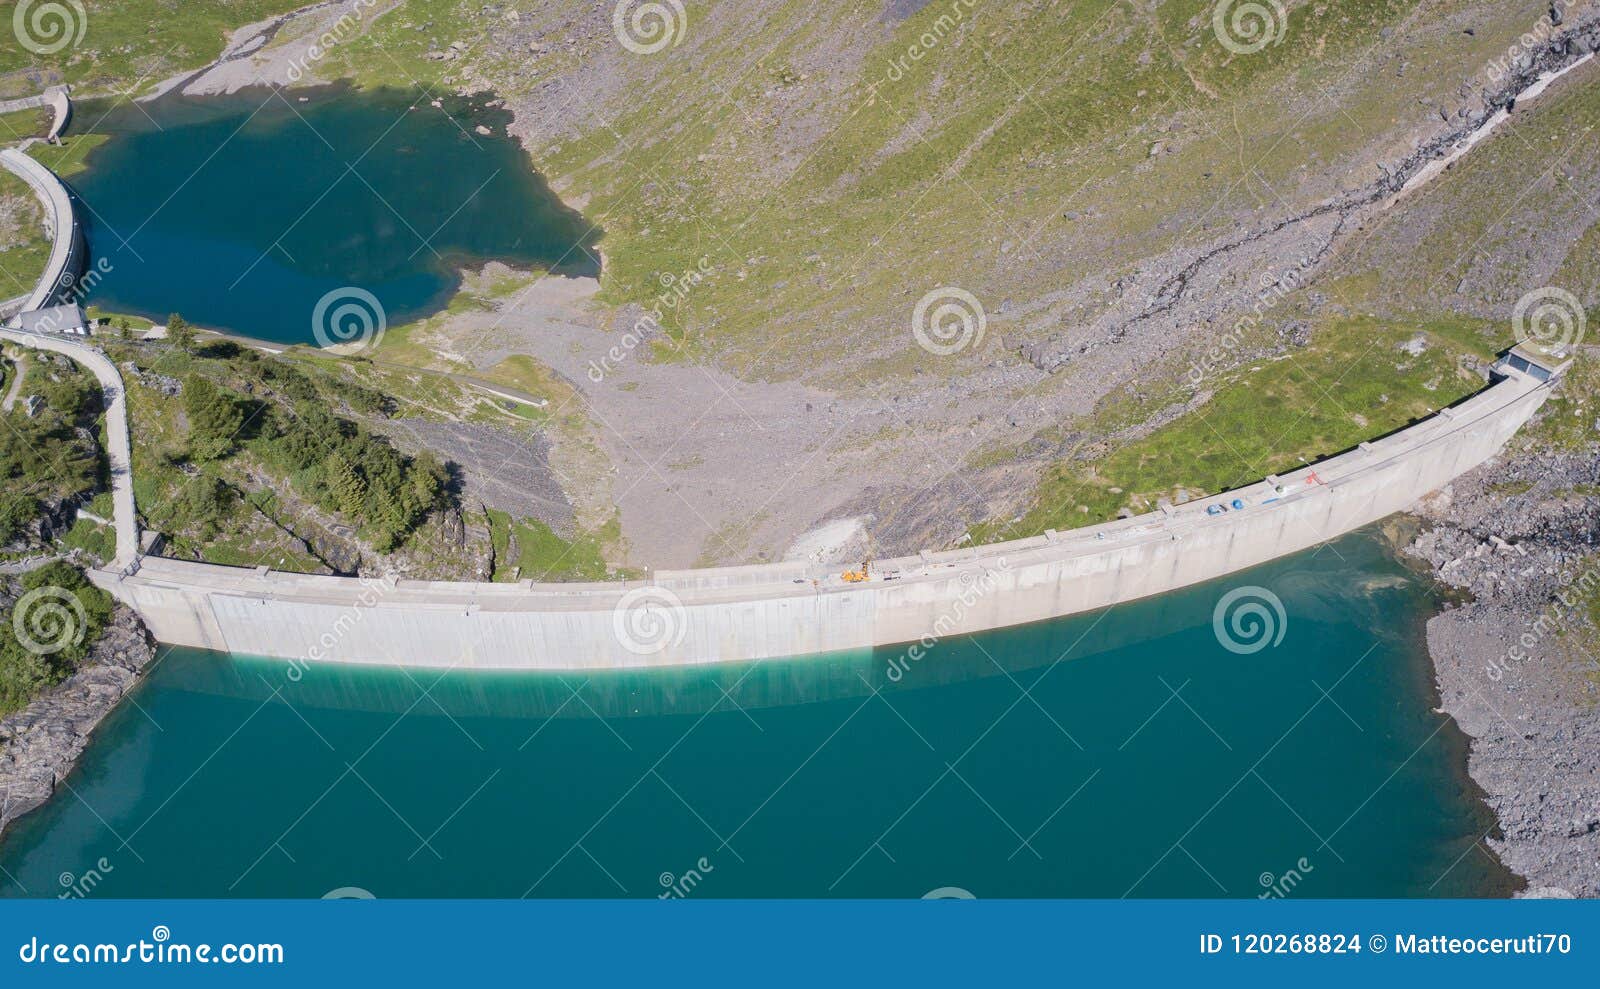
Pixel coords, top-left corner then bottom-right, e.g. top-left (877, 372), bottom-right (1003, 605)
top-left (1493, 343), bottom-right (1569, 384)
top-left (16, 303), bottom-right (88, 335)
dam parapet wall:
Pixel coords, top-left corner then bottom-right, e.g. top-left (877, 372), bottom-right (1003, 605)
top-left (90, 362), bottom-right (1560, 671)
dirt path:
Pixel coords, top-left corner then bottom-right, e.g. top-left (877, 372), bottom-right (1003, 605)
top-left (1, 350), bottom-right (24, 412)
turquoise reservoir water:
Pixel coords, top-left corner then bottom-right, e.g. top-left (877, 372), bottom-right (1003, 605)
top-left (0, 531), bottom-right (1515, 897)
top-left (67, 86), bottom-right (597, 344)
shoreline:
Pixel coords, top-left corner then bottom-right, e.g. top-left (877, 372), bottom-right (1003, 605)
top-left (1379, 517), bottom-right (1524, 898)
top-left (63, 85), bottom-right (600, 350)
top-left (0, 606), bottom-right (157, 847)
top-left (1407, 444), bottom-right (1600, 898)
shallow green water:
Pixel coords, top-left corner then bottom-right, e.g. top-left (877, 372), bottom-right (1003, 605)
top-left (68, 85), bottom-right (597, 344)
top-left (0, 531), bottom-right (1514, 898)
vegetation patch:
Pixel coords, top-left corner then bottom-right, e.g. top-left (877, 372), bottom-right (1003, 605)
top-left (0, 351), bottom-right (102, 550)
top-left (0, 166), bottom-right (50, 301)
top-left (978, 314), bottom-right (1497, 540)
top-left (485, 508), bottom-right (611, 583)
top-left (115, 330), bottom-right (446, 565)
top-left (0, 564), bottom-right (112, 717)
top-left (0, 1), bottom-right (312, 95)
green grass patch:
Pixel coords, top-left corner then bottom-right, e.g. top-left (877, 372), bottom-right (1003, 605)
top-left (0, 106), bottom-right (48, 142)
top-left (978, 314), bottom-right (1496, 540)
top-left (60, 513), bottom-right (115, 561)
top-left (1521, 353), bottom-right (1600, 453)
top-left (485, 507), bottom-right (610, 582)
top-left (26, 131), bottom-right (109, 178)
top-left (0, 0), bottom-right (312, 96)
top-left (0, 165), bottom-right (50, 300)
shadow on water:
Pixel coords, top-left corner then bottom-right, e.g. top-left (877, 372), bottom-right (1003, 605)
top-left (164, 526), bottom-right (1448, 721)
top-left (63, 83), bottom-right (600, 343)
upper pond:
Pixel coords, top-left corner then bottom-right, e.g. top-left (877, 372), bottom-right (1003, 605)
top-left (66, 86), bottom-right (598, 344)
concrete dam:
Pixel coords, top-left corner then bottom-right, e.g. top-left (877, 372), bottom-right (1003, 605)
top-left (93, 358), bottom-right (1559, 671)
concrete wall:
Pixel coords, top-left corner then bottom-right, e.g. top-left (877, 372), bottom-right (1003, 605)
top-left (90, 365), bottom-right (1558, 671)
top-left (45, 87), bottom-right (70, 142)
top-left (0, 147), bottom-right (84, 314)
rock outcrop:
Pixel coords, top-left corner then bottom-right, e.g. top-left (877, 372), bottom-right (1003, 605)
top-left (0, 607), bottom-right (157, 842)
top-left (1407, 444), bottom-right (1600, 897)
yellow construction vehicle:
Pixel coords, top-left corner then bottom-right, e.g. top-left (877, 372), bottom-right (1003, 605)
top-left (841, 560), bottom-right (871, 583)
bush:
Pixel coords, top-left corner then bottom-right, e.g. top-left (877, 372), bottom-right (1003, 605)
top-left (0, 565), bottom-right (113, 716)
top-left (183, 374), bottom-right (245, 460)
top-left (0, 400), bottom-right (99, 520)
top-left (0, 491), bottom-right (41, 544)
top-left (251, 403), bottom-right (444, 550)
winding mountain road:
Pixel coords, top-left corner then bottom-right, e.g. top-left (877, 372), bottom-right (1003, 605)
top-left (1, 124), bottom-right (138, 569)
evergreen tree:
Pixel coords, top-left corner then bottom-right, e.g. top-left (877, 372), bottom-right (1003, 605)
top-left (166, 313), bottom-right (194, 351)
top-left (369, 485), bottom-right (406, 551)
top-left (183, 375), bottom-right (243, 460)
top-left (326, 452), bottom-right (367, 518)
top-left (405, 450), bottom-right (446, 522)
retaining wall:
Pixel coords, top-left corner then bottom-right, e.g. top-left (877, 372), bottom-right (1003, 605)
top-left (90, 365), bottom-right (1557, 671)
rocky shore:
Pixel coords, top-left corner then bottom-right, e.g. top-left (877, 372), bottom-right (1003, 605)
top-left (1407, 435), bottom-right (1600, 897)
top-left (0, 607), bottom-right (157, 843)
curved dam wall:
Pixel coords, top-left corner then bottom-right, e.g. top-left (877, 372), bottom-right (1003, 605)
top-left (90, 366), bottom-right (1557, 671)
top-left (0, 86), bottom-right (70, 141)
top-left (0, 146), bottom-right (85, 313)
